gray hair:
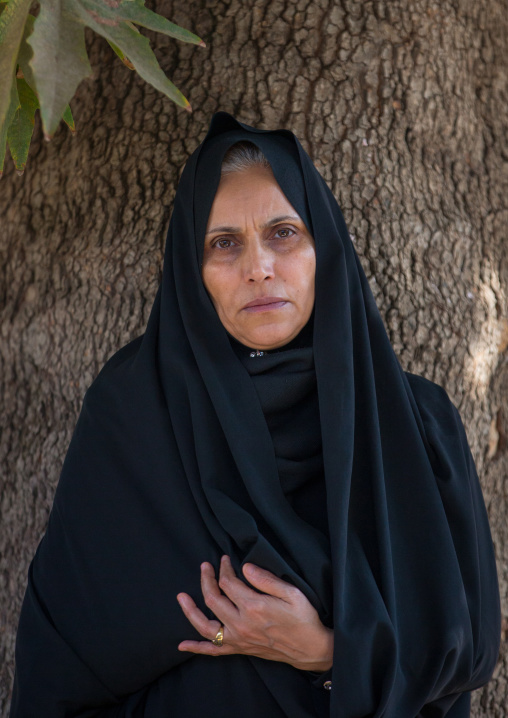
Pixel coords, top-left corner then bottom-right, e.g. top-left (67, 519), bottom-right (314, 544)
top-left (220, 141), bottom-right (271, 176)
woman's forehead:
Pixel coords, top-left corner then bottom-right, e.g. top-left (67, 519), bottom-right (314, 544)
top-left (206, 167), bottom-right (301, 227)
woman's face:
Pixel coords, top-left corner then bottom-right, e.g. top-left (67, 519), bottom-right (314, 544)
top-left (202, 165), bottom-right (316, 350)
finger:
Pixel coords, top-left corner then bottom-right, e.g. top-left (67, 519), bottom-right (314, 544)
top-left (200, 562), bottom-right (239, 623)
top-left (177, 639), bottom-right (235, 657)
top-left (218, 555), bottom-right (259, 604)
top-left (176, 592), bottom-right (221, 640)
top-left (241, 563), bottom-right (301, 602)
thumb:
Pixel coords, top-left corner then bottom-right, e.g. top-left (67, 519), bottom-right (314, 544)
top-left (242, 563), bottom-right (297, 601)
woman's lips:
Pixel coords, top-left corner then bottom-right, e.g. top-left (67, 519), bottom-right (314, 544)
top-left (242, 297), bottom-right (289, 313)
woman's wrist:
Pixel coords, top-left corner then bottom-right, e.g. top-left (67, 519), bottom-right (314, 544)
top-left (296, 626), bottom-right (333, 672)
top-left (315, 627), bottom-right (333, 671)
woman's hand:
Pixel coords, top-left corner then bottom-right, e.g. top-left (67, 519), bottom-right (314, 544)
top-left (176, 555), bottom-right (333, 672)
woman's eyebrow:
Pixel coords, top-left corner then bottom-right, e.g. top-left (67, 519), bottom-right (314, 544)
top-left (205, 215), bottom-right (301, 235)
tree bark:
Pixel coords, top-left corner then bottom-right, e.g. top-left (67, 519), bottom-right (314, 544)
top-left (0, 0), bottom-right (506, 714)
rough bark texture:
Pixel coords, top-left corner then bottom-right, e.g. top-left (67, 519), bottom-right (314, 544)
top-left (1, 0), bottom-right (506, 714)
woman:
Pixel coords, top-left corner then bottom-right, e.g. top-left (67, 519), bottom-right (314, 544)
top-left (9, 112), bottom-right (501, 717)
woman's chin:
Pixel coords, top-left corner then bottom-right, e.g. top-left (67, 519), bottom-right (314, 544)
top-left (238, 325), bottom-right (302, 351)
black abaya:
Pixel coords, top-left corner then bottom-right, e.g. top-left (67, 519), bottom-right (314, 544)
top-left (9, 112), bottom-right (501, 717)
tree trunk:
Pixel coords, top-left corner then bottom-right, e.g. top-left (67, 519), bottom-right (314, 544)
top-left (1, 0), bottom-right (506, 713)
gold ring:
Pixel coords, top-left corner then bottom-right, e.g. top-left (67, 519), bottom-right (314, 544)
top-left (211, 625), bottom-right (224, 646)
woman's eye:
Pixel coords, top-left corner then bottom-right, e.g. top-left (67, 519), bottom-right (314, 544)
top-left (275, 227), bottom-right (295, 238)
top-left (215, 238), bottom-right (235, 249)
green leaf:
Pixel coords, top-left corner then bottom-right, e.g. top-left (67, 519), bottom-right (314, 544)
top-left (17, 13), bottom-right (76, 141)
top-left (68, 0), bottom-right (191, 111)
top-left (16, 12), bottom-right (36, 90)
top-left (27, 0), bottom-right (93, 139)
top-left (108, 0), bottom-right (205, 47)
top-left (0, 0), bottom-right (31, 128)
top-left (62, 103), bottom-right (75, 132)
top-left (0, 2), bottom-right (12, 16)
top-left (7, 77), bottom-right (39, 173)
top-left (106, 38), bottom-right (135, 69)
top-left (0, 72), bottom-right (19, 176)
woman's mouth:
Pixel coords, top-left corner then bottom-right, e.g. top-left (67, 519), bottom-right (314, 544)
top-left (242, 297), bottom-right (289, 313)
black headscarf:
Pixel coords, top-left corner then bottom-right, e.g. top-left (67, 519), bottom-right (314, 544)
top-left (10, 112), bottom-right (501, 717)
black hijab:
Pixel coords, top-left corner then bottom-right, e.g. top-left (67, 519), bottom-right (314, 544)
top-left (10, 112), bottom-right (501, 717)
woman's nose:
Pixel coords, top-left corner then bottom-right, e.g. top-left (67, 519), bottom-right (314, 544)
top-left (243, 240), bottom-right (275, 282)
